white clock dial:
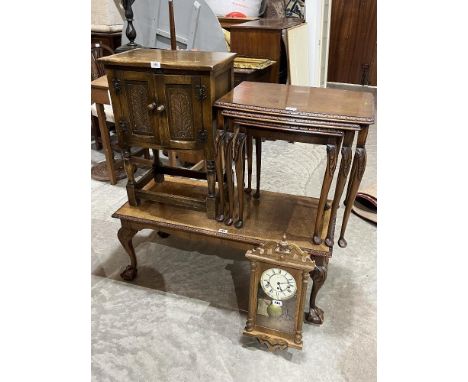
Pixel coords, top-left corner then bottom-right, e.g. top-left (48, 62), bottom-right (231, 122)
top-left (260, 268), bottom-right (297, 301)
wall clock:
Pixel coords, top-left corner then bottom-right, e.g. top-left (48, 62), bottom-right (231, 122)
top-left (244, 234), bottom-right (316, 351)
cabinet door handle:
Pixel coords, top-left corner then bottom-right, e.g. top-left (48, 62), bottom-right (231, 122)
top-left (148, 102), bottom-right (165, 112)
top-left (147, 102), bottom-right (157, 111)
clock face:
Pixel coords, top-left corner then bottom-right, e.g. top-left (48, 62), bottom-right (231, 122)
top-left (260, 268), bottom-right (297, 301)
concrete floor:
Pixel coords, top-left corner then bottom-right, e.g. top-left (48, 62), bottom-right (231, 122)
top-left (91, 112), bottom-right (376, 381)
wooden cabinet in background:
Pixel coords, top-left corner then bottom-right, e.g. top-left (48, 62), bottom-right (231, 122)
top-left (229, 18), bottom-right (303, 83)
top-left (327, 0), bottom-right (377, 86)
top-left (100, 49), bottom-right (236, 218)
top-left (91, 31), bottom-right (122, 53)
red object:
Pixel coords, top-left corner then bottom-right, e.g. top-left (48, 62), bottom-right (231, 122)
top-left (225, 12), bottom-right (247, 18)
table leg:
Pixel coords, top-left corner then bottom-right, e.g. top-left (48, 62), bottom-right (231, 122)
top-left (313, 143), bottom-right (338, 245)
top-left (215, 131), bottom-right (226, 222)
top-left (118, 223), bottom-right (139, 281)
top-left (224, 132), bottom-right (235, 226)
top-left (338, 128), bottom-right (369, 248)
top-left (245, 133), bottom-right (253, 194)
top-left (325, 132), bottom-right (354, 247)
top-left (254, 138), bottom-right (262, 199)
top-left (305, 264), bottom-right (328, 325)
top-left (234, 133), bottom-right (246, 228)
top-left (96, 103), bottom-right (117, 184)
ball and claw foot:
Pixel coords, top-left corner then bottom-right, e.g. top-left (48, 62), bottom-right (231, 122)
top-left (234, 219), bottom-right (243, 229)
top-left (244, 187), bottom-right (252, 194)
top-left (306, 307), bottom-right (324, 325)
top-left (338, 237), bottom-right (347, 248)
top-left (253, 191), bottom-right (260, 200)
top-left (313, 235), bottom-right (322, 245)
top-left (224, 217), bottom-right (233, 226)
top-left (216, 214), bottom-right (225, 222)
top-left (120, 265), bottom-right (137, 281)
top-left (324, 238), bottom-right (334, 247)
top-left (157, 231), bottom-right (170, 238)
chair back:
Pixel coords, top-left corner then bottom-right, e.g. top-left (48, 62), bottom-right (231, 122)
top-left (91, 43), bottom-right (114, 80)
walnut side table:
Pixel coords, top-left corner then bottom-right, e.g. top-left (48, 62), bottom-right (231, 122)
top-left (214, 81), bottom-right (375, 248)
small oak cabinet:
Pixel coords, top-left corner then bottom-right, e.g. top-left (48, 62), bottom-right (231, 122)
top-left (100, 49), bottom-right (236, 218)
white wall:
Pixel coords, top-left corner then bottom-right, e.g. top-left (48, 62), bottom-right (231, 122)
top-left (305, 0), bottom-right (330, 87)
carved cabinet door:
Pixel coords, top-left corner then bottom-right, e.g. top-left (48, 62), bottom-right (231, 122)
top-left (108, 70), bottom-right (162, 147)
top-left (155, 74), bottom-right (206, 150)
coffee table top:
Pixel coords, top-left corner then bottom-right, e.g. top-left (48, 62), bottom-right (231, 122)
top-left (113, 177), bottom-right (333, 257)
top-left (214, 81), bottom-right (375, 125)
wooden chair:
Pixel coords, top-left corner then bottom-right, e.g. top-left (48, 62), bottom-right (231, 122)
top-left (91, 43), bottom-right (115, 150)
top-left (91, 42), bottom-right (114, 80)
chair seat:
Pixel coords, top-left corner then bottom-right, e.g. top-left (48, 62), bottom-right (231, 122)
top-left (91, 95), bottom-right (114, 123)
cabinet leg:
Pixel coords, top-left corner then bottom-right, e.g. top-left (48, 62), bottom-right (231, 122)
top-left (313, 144), bottom-right (338, 244)
top-left (338, 147), bottom-right (367, 248)
top-left (117, 224), bottom-right (139, 281)
top-left (123, 148), bottom-right (139, 206)
top-left (245, 133), bottom-right (253, 194)
top-left (306, 265), bottom-right (328, 325)
top-left (253, 138), bottom-right (262, 199)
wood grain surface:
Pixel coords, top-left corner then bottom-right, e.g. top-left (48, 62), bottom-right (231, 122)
top-left (113, 177), bottom-right (333, 257)
top-left (215, 81), bottom-right (375, 124)
top-left (99, 48), bottom-right (236, 71)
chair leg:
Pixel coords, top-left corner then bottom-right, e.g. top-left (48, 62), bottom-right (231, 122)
top-left (91, 115), bottom-right (102, 150)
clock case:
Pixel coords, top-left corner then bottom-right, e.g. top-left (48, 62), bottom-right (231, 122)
top-left (244, 235), bottom-right (316, 351)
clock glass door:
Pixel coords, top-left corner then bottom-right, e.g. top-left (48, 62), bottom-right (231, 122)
top-left (256, 265), bottom-right (299, 334)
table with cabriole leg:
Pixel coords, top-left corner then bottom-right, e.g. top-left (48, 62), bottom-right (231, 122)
top-left (214, 81), bottom-right (375, 249)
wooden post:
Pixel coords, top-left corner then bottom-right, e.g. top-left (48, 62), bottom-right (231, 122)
top-left (168, 0), bottom-right (177, 50)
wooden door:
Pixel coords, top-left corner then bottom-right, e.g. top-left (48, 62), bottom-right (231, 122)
top-left (109, 70), bottom-right (162, 147)
top-left (156, 74), bottom-right (206, 150)
top-left (327, 0), bottom-right (376, 86)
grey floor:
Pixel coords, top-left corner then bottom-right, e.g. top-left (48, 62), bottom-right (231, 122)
top-left (91, 115), bottom-right (377, 381)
